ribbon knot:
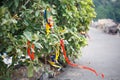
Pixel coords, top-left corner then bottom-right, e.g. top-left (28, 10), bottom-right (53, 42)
top-left (27, 40), bottom-right (35, 60)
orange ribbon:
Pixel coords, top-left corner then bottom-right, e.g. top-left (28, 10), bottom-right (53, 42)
top-left (48, 16), bottom-right (53, 28)
top-left (60, 39), bottom-right (104, 79)
top-left (27, 41), bottom-right (35, 60)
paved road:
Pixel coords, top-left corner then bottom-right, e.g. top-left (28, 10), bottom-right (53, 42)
top-left (52, 28), bottom-right (120, 80)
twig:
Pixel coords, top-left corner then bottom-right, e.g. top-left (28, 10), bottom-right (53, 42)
top-left (24, 0), bottom-right (31, 6)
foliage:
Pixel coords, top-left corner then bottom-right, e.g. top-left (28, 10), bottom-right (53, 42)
top-left (0, 0), bottom-right (95, 78)
top-left (93, 0), bottom-right (120, 22)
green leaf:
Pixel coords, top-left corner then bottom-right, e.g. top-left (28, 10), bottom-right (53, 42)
top-left (0, 7), bottom-right (7, 17)
top-left (34, 42), bottom-right (43, 49)
top-left (51, 9), bottom-right (57, 14)
top-left (23, 31), bottom-right (32, 41)
top-left (68, 11), bottom-right (72, 16)
top-left (50, 34), bottom-right (59, 39)
top-left (16, 49), bottom-right (23, 57)
top-left (35, 10), bottom-right (40, 17)
top-left (23, 20), bottom-right (29, 26)
top-left (6, 46), bottom-right (13, 53)
top-left (10, 19), bottom-right (17, 23)
top-left (14, 0), bottom-right (19, 8)
top-left (64, 40), bottom-right (69, 44)
top-left (33, 34), bottom-right (39, 41)
top-left (27, 63), bottom-right (34, 77)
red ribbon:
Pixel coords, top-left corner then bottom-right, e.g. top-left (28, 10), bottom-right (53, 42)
top-left (60, 39), bottom-right (104, 79)
top-left (27, 41), bottom-right (35, 60)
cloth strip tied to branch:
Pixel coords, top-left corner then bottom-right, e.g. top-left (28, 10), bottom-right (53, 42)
top-left (60, 39), bottom-right (104, 79)
top-left (44, 8), bottom-right (53, 35)
top-left (27, 40), bottom-right (35, 60)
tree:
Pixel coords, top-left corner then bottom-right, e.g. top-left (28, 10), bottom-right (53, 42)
top-left (0, 0), bottom-right (96, 78)
top-left (93, 0), bottom-right (120, 22)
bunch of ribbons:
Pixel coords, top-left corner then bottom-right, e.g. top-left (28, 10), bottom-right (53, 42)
top-left (27, 40), bottom-right (35, 60)
top-left (48, 44), bottom-right (62, 69)
top-left (44, 8), bottom-right (62, 69)
top-left (44, 8), bottom-right (53, 35)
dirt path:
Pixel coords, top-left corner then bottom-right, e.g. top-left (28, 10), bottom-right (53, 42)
top-left (52, 28), bottom-right (120, 80)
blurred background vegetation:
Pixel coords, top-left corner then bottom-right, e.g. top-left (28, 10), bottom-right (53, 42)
top-left (93, 0), bottom-right (120, 23)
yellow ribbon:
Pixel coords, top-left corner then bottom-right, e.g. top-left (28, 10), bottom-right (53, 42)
top-left (48, 60), bottom-right (61, 68)
top-left (46, 23), bottom-right (50, 35)
top-left (55, 44), bottom-right (59, 62)
top-left (48, 44), bottom-right (61, 68)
